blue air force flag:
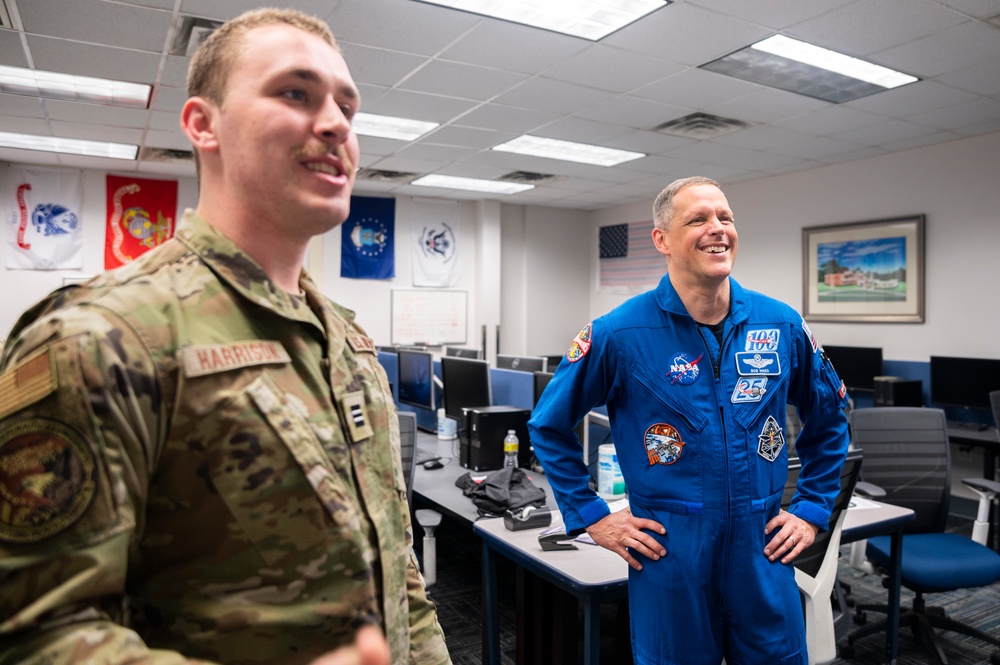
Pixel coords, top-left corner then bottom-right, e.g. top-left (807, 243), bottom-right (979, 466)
top-left (3, 165), bottom-right (84, 270)
top-left (340, 195), bottom-right (395, 280)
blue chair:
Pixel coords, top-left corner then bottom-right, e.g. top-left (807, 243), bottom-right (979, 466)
top-left (842, 407), bottom-right (1000, 665)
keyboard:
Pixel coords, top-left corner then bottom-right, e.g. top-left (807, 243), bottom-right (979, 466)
top-left (947, 419), bottom-right (993, 432)
top-left (414, 447), bottom-right (442, 465)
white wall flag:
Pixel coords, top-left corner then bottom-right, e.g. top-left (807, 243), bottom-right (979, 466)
top-left (4, 166), bottom-right (84, 270)
top-left (412, 199), bottom-right (461, 287)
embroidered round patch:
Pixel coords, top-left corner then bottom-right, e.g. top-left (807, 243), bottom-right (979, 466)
top-left (644, 423), bottom-right (684, 465)
top-left (566, 323), bottom-right (593, 363)
top-left (0, 417), bottom-right (97, 544)
top-left (666, 352), bottom-right (702, 385)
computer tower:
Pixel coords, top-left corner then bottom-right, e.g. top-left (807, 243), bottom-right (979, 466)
top-left (873, 376), bottom-right (923, 407)
top-left (459, 405), bottom-right (531, 472)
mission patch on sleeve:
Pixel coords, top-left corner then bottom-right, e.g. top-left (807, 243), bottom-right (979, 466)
top-left (0, 417), bottom-right (98, 544)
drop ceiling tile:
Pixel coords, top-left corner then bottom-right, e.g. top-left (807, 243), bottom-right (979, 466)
top-left (875, 20), bottom-right (1000, 77)
top-left (120, 0), bottom-right (176, 9)
top-left (145, 129), bottom-right (193, 151)
top-left (705, 87), bottom-right (828, 125)
top-left (27, 35), bottom-right (160, 82)
top-left (574, 95), bottom-right (692, 131)
top-left (452, 103), bottom-right (559, 135)
top-left (880, 130), bottom-right (959, 152)
top-left (604, 3), bottom-right (770, 67)
top-left (769, 135), bottom-right (871, 160)
top-left (151, 86), bottom-right (189, 113)
top-left (398, 60), bottom-right (529, 101)
top-left (58, 154), bottom-right (139, 170)
top-left (422, 125), bottom-right (516, 150)
top-left (935, 0), bottom-right (1000, 17)
top-left (328, 0), bottom-right (479, 56)
top-left (830, 118), bottom-right (942, 146)
top-left (51, 121), bottom-right (143, 144)
top-left (684, 0), bottom-right (857, 30)
top-left (0, 28), bottom-right (29, 68)
top-left (340, 44), bottom-right (428, 88)
top-left (361, 89), bottom-right (477, 124)
top-left (357, 135), bottom-right (408, 158)
top-left (0, 116), bottom-right (50, 134)
top-left (953, 117), bottom-right (1000, 136)
top-left (906, 96), bottom-right (1000, 130)
top-left (815, 144), bottom-right (887, 164)
top-left (711, 126), bottom-right (817, 151)
top-left (393, 142), bottom-right (479, 163)
top-left (438, 20), bottom-right (589, 75)
top-left (936, 60), bottom-right (1000, 96)
top-left (492, 78), bottom-right (616, 115)
top-left (0, 147), bottom-right (62, 166)
top-left (150, 110), bottom-right (181, 132)
top-left (45, 100), bottom-right (150, 128)
top-left (0, 94), bottom-right (45, 119)
top-left (161, 56), bottom-right (190, 89)
top-left (542, 44), bottom-right (683, 94)
top-left (773, 106), bottom-right (888, 136)
top-left (843, 79), bottom-right (978, 117)
top-left (631, 68), bottom-right (762, 110)
top-left (615, 153), bottom-right (713, 176)
top-left (786, 0), bottom-right (967, 56)
top-left (531, 117), bottom-right (632, 144)
top-left (19, 0), bottom-right (172, 52)
top-left (180, 0), bottom-right (341, 21)
top-left (603, 130), bottom-right (697, 154)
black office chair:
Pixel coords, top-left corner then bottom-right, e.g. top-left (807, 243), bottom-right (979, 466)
top-left (783, 450), bottom-right (863, 665)
top-left (397, 411), bottom-right (443, 586)
top-left (841, 407), bottom-right (1000, 665)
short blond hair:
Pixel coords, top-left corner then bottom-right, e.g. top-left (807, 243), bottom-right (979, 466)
top-left (652, 176), bottom-right (721, 231)
top-left (187, 8), bottom-right (338, 107)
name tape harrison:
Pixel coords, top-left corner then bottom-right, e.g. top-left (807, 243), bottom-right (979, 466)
top-left (181, 341), bottom-right (291, 378)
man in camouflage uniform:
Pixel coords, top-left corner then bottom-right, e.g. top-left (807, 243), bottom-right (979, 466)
top-left (0, 8), bottom-right (450, 665)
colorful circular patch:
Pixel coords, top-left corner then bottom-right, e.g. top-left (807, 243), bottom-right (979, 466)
top-left (566, 323), bottom-right (593, 363)
top-left (667, 353), bottom-right (702, 385)
top-left (644, 423), bottom-right (684, 465)
top-left (0, 418), bottom-right (97, 544)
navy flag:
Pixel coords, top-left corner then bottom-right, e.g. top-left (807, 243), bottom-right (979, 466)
top-left (599, 223), bottom-right (628, 258)
top-left (340, 195), bottom-right (395, 280)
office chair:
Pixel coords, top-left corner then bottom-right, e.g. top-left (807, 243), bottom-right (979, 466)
top-left (841, 407), bottom-right (1000, 665)
top-left (397, 411), bottom-right (443, 586)
top-left (782, 450), bottom-right (863, 665)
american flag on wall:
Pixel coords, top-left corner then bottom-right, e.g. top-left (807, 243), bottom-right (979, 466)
top-left (598, 220), bottom-right (663, 292)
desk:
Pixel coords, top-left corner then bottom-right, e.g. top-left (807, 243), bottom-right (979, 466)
top-left (947, 423), bottom-right (1000, 551)
top-left (842, 501), bottom-right (915, 665)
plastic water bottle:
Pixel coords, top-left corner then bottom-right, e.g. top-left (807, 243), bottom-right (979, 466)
top-left (503, 429), bottom-right (519, 469)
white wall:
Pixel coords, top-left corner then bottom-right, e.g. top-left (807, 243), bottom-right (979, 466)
top-left (586, 130), bottom-right (1000, 363)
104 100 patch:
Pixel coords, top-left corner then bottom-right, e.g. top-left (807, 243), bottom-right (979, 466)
top-left (645, 423), bottom-right (685, 465)
top-left (0, 417), bottom-right (97, 544)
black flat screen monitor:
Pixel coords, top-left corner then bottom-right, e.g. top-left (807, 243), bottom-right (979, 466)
top-left (496, 354), bottom-right (547, 373)
top-left (397, 349), bottom-right (435, 411)
top-left (533, 371), bottom-right (554, 407)
top-left (440, 356), bottom-right (492, 422)
top-left (446, 347), bottom-right (481, 359)
top-left (930, 355), bottom-right (1000, 410)
top-left (822, 345), bottom-right (883, 392)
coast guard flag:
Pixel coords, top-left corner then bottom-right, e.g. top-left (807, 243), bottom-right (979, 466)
top-left (412, 198), bottom-right (460, 287)
top-left (105, 175), bottom-right (177, 269)
top-left (3, 165), bottom-right (84, 270)
top-left (340, 195), bottom-right (395, 279)
top-left (599, 220), bottom-right (662, 292)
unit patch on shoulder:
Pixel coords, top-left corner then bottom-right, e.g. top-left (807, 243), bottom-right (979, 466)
top-left (801, 320), bottom-right (819, 353)
top-left (644, 423), bottom-right (684, 465)
top-left (566, 323), bottom-right (592, 363)
top-left (0, 417), bottom-right (97, 544)
top-left (667, 353), bottom-right (702, 385)
top-left (732, 377), bottom-right (768, 403)
top-left (0, 349), bottom-right (57, 421)
top-left (347, 335), bottom-right (377, 355)
top-left (757, 415), bottom-right (785, 462)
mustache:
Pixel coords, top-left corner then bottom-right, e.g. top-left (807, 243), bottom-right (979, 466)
top-left (291, 144), bottom-right (355, 175)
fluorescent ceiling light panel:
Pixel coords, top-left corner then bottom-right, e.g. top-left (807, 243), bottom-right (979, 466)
top-left (416, 0), bottom-right (668, 40)
top-left (752, 36), bottom-right (917, 89)
top-left (411, 174), bottom-right (534, 194)
top-left (0, 131), bottom-right (138, 159)
top-left (492, 135), bottom-right (644, 166)
top-left (353, 112), bottom-right (439, 141)
top-left (702, 35), bottom-right (917, 104)
top-left (0, 65), bottom-right (151, 108)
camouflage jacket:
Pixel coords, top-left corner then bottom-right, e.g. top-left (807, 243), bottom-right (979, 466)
top-left (0, 211), bottom-right (450, 665)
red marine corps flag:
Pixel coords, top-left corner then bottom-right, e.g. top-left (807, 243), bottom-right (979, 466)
top-left (104, 174), bottom-right (177, 269)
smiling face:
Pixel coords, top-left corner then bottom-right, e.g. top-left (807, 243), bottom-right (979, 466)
top-left (652, 182), bottom-right (738, 288)
top-left (189, 22), bottom-right (361, 239)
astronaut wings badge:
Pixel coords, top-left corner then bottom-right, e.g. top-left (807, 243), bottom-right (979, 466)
top-left (757, 415), bottom-right (785, 462)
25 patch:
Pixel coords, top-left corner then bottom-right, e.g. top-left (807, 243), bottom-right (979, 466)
top-left (732, 377), bottom-right (768, 403)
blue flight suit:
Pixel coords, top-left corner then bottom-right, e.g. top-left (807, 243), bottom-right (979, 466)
top-left (528, 274), bottom-right (849, 665)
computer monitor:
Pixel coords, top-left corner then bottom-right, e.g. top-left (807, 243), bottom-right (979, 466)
top-left (440, 356), bottom-right (492, 422)
top-left (446, 346), bottom-right (481, 359)
top-left (581, 410), bottom-right (613, 481)
top-left (397, 349), bottom-right (435, 411)
top-left (545, 355), bottom-right (564, 372)
top-left (930, 355), bottom-right (1000, 410)
top-left (822, 345), bottom-right (884, 392)
top-left (533, 371), bottom-right (554, 407)
top-left (496, 354), bottom-right (548, 373)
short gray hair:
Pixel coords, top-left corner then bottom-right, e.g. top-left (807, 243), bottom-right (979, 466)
top-left (653, 176), bottom-right (720, 231)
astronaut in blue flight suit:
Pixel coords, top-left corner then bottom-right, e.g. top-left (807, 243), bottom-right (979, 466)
top-left (529, 177), bottom-right (850, 665)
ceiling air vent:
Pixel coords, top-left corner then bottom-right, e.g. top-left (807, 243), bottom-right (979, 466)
top-left (356, 168), bottom-right (416, 182)
top-left (140, 147), bottom-right (194, 162)
top-left (499, 170), bottom-right (558, 184)
top-left (653, 112), bottom-right (750, 139)
top-left (170, 16), bottom-right (223, 56)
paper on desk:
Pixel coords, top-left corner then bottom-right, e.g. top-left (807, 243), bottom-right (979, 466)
top-left (848, 495), bottom-right (881, 510)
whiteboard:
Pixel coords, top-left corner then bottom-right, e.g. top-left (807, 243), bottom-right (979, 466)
top-left (391, 289), bottom-right (467, 345)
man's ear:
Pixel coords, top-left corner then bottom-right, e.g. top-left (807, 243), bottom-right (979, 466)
top-left (652, 225), bottom-right (670, 259)
top-left (180, 96), bottom-right (218, 154)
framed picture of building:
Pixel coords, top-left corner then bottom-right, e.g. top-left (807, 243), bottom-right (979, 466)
top-left (802, 215), bottom-right (925, 323)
